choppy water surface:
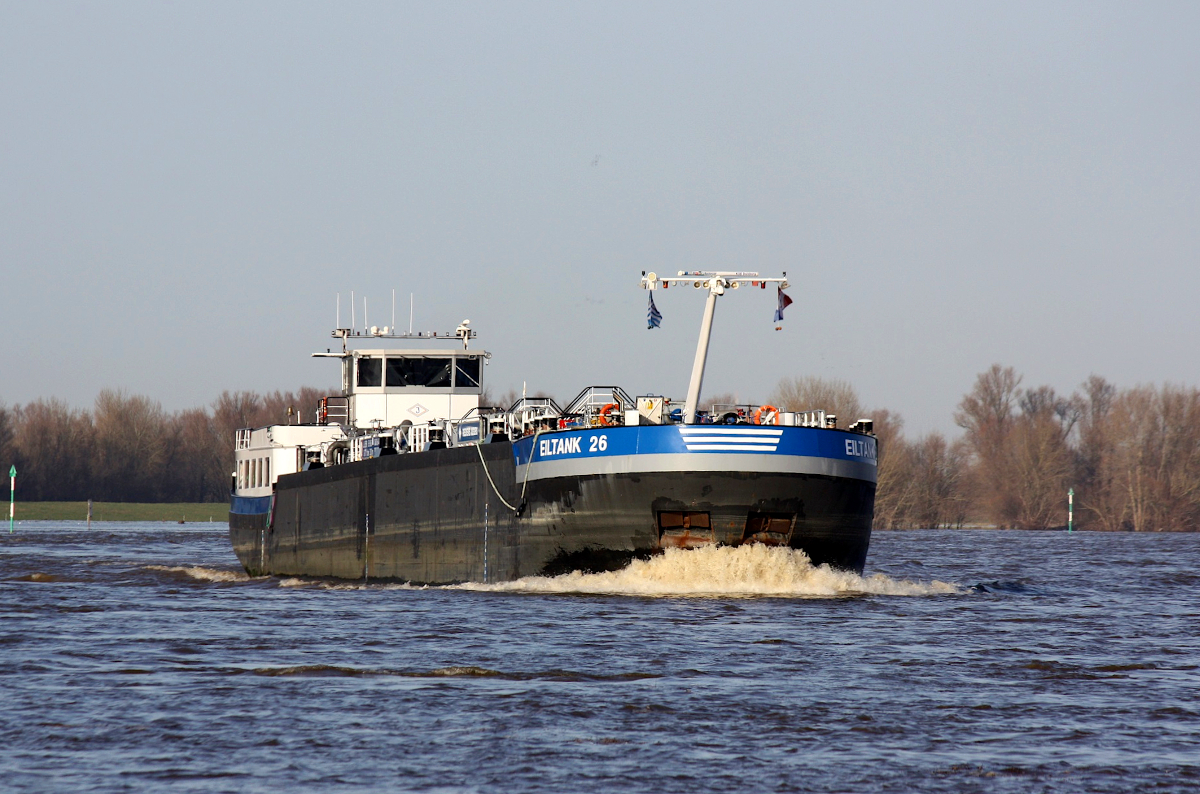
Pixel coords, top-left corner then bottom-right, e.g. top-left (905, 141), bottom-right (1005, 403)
top-left (2, 524), bottom-right (1198, 793)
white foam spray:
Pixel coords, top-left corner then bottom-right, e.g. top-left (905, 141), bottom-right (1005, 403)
top-left (145, 565), bottom-right (253, 583)
top-left (278, 577), bottom-right (421, 591)
top-left (151, 547), bottom-right (958, 597)
top-left (454, 545), bottom-right (960, 598)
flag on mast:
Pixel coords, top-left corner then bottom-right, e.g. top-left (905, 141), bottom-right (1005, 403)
top-left (647, 291), bottom-right (663, 329)
top-left (773, 286), bottom-right (794, 323)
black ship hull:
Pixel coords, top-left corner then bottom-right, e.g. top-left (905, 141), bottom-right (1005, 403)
top-left (229, 427), bottom-right (876, 584)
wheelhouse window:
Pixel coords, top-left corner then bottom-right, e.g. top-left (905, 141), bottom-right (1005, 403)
top-left (357, 357), bottom-right (382, 387)
top-left (385, 357), bottom-right (452, 387)
top-left (455, 357), bottom-right (481, 388)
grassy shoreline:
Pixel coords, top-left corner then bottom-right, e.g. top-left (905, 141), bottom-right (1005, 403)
top-left (12, 502), bottom-right (228, 522)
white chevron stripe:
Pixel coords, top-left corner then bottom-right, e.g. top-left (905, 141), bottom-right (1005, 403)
top-left (683, 443), bottom-right (781, 452)
top-left (678, 426), bottom-right (782, 451)
top-left (679, 427), bottom-right (782, 434)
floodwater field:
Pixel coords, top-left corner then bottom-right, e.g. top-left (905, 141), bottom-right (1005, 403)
top-left (2, 523), bottom-right (1197, 793)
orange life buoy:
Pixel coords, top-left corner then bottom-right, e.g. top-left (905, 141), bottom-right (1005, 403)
top-left (754, 404), bottom-right (779, 425)
top-left (598, 402), bottom-right (620, 426)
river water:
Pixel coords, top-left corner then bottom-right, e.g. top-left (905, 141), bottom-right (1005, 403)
top-left (2, 523), bottom-right (1197, 793)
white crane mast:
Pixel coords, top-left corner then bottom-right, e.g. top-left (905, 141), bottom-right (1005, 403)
top-left (640, 270), bottom-right (790, 424)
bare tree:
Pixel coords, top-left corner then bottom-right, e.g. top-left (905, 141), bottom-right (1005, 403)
top-left (1075, 375), bottom-right (1123, 530)
top-left (908, 432), bottom-right (969, 528)
top-left (769, 376), bottom-right (864, 425)
top-left (261, 387), bottom-right (329, 427)
top-left (871, 409), bottom-right (968, 530)
top-left (1007, 386), bottom-right (1077, 528)
top-left (870, 409), bottom-right (915, 529)
top-left (93, 389), bottom-right (169, 501)
top-left (956, 365), bottom-right (1023, 527)
top-left (1107, 384), bottom-right (1200, 532)
top-left (0, 403), bottom-right (13, 473)
top-left (955, 368), bottom-right (1200, 531)
top-left (1153, 385), bottom-right (1200, 530)
top-left (173, 407), bottom-right (222, 502)
top-left (10, 399), bottom-right (94, 500)
top-left (211, 391), bottom-right (264, 442)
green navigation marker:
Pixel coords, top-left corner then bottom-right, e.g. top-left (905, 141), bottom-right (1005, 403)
top-left (9, 465), bottom-right (15, 534)
top-left (1067, 487), bottom-right (1074, 533)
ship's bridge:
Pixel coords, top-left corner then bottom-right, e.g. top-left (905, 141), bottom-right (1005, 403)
top-left (340, 348), bottom-right (485, 429)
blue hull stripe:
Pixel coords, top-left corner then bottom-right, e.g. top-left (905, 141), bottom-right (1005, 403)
top-left (513, 425), bottom-right (877, 474)
top-left (230, 494), bottom-right (273, 516)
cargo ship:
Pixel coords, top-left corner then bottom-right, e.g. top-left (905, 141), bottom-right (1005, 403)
top-left (228, 272), bottom-right (877, 583)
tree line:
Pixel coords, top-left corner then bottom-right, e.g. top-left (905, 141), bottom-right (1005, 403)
top-left (3, 366), bottom-right (1199, 530)
top-left (770, 366), bottom-right (1200, 531)
top-left (0, 388), bottom-right (325, 503)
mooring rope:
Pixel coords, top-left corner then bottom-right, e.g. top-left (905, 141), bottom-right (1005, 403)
top-left (475, 428), bottom-right (539, 514)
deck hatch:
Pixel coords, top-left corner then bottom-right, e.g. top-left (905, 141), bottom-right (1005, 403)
top-left (742, 512), bottom-right (796, 545)
top-left (656, 510), bottom-right (713, 548)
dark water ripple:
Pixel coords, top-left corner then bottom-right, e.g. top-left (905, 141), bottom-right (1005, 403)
top-left (2, 523), bottom-right (1199, 793)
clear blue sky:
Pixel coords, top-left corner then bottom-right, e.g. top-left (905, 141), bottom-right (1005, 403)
top-left (2, 1), bottom-right (1197, 436)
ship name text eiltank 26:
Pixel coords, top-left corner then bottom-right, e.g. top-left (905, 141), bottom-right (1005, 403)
top-left (845, 437), bottom-right (878, 461)
top-left (539, 436), bottom-right (584, 457)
